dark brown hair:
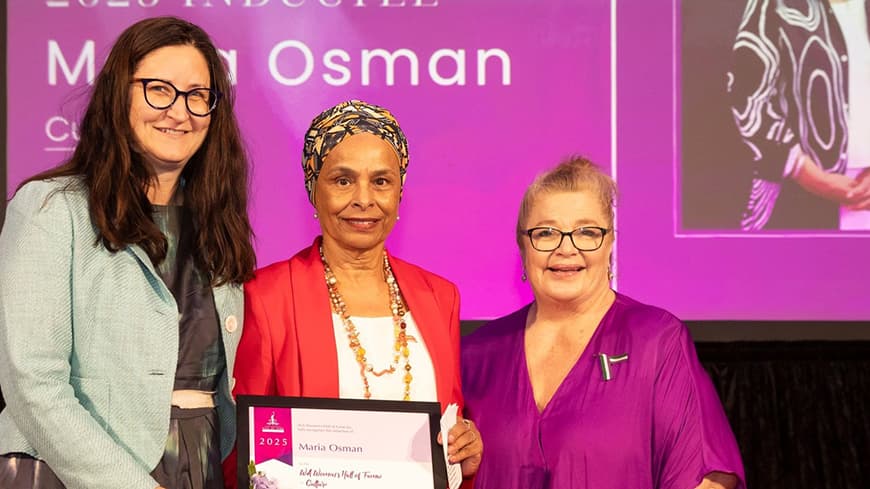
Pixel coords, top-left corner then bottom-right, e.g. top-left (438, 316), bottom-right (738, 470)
top-left (23, 16), bottom-right (254, 285)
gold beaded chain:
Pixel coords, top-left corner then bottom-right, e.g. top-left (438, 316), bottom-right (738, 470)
top-left (319, 246), bottom-right (413, 400)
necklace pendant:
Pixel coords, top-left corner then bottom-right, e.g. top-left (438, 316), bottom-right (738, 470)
top-left (370, 366), bottom-right (396, 377)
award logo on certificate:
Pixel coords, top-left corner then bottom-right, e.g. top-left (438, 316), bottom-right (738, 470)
top-left (237, 396), bottom-right (448, 489)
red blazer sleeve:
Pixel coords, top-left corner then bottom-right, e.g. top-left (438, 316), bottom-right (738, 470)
top-left (446, 283), bottom-right (464, 412)
top-left (444, 283), bottom-right (478, 489)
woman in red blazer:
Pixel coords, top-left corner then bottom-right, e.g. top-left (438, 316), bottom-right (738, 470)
top-left (225, 100), bottom-right (481, 488)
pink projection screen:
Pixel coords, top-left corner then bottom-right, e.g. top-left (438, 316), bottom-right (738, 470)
top-left (6, 0), bottom-right (870, 321)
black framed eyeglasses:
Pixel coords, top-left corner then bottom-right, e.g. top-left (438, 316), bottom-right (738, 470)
top-left (525, 226), bottom-right (610, 252)
top-left (133, 78), bottom-right (221, 117)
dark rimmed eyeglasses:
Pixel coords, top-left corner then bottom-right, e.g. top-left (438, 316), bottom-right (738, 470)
top-left (524, 226), bottom-right (610, 252)
top-left (132, 78), bottom-right (221, 117)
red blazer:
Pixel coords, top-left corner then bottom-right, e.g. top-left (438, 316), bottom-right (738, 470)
top-left (224, 238), bottom-right (464, 487)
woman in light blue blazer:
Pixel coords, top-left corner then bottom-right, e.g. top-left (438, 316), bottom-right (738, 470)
top-left (0, 17), bottom-right (255, 489)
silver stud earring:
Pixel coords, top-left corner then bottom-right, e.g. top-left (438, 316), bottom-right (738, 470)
top-left (396, 215), bottom-right (400, 221)
top-left (521, 271), bottom-right (527, 282)
top-left (313, 212), bottom-right (318, 219)
top-left (607, 267), bottom-right (614, 281)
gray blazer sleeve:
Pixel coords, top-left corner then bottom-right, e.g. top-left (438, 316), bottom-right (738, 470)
top-left (0, 181), bottom-right (160, 489)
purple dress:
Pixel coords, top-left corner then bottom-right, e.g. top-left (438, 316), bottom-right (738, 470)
top-left (461, 293), bottom-right (745, 489)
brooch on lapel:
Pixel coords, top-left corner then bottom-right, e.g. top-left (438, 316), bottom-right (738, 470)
top-left (596, 353), bottom-right (628, 381)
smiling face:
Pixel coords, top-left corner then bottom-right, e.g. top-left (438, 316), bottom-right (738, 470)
top-left (314, 132), bottom-right (402, 253)
top-left (520, 189), bottom-right (613, 307)
top-left (128, 44), bottom-right (211, 180)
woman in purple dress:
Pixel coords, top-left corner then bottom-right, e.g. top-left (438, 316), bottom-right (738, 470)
top-left (461, 157), bottom-right (745, 489)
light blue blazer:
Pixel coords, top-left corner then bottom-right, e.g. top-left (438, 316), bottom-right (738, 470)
top-left (0, 177), bottom-right (244, 489)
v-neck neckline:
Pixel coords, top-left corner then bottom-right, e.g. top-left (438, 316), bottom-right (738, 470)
top-left (520, 295), bottom-right (619, 417)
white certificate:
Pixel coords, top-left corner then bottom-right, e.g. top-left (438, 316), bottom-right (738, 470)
top-left (237, 396), bottom-right (448, 489)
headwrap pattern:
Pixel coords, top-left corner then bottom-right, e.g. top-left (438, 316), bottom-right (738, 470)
top-left (302, 100), bottom-right (409, 203)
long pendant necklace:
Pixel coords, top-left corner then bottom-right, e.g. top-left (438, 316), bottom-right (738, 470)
top-left (320, 246), bottom-right (412, 400)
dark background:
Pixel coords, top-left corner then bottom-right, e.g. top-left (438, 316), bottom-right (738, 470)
top-left (681, 0), bottom-right (754, 230)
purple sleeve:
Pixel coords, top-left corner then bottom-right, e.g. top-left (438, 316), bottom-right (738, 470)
top-left (652, 321), bottom-right (746, 489)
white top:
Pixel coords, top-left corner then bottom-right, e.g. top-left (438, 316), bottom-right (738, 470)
top-left (332, 311), bottom-right (438, 402)
top-left (832, 0), bottom-right (870, 168)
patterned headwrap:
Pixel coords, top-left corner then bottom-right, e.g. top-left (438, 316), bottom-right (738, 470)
top-left (302, 100), bottom-right (409, 204)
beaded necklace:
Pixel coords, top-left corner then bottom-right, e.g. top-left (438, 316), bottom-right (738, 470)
top-left (319, 246), bottom-right (412, 400)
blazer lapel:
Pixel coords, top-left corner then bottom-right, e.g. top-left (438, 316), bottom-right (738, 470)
top-left (125, 244), bottom-right (174, 306)
top-left (389, 255), bottom-right (453, 411)
top-left (212, 282), bottom-right (232, 317)
top-left (292, 241), bottom-right (340, 398)
top-left (213, 282), bottom-right (243, 374)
